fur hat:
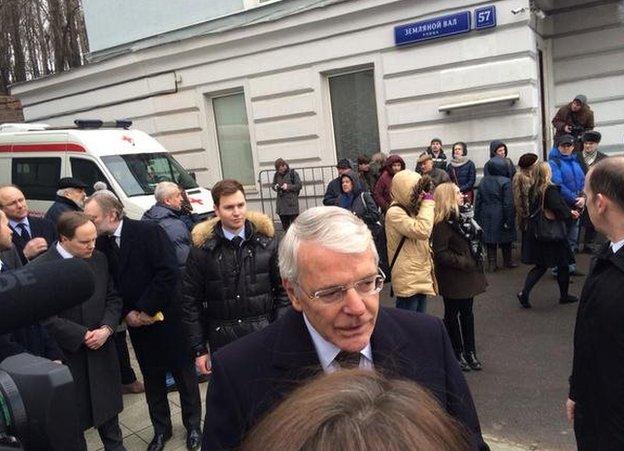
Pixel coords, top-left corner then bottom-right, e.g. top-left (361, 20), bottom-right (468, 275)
top-left (518, 153), bottom-right (538, 169)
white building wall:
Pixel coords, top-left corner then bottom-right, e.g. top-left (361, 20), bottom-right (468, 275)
top-left (12, 0), bottom-right (539, 194)
top-left (549, 1), bottom-right (624, 154)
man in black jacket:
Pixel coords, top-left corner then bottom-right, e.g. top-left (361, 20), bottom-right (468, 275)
top-left (44, 177), bottom-right (87, 225)
top-left (322, 159), bottom-right (353, 206)
top-left (202, 206), bottom-right (487, 450)
top-left (84, 193), bottom-right (202, 451)
top-left (181, 179), bottom-right (289, 375)
top-left (568, 157), bottom-right (624, 449)
top-left (0, 184), bottom-right (57, 264)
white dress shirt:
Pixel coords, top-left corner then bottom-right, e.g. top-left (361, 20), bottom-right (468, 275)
top-left (112, 220), bottom-right (123, 247)
top-left (303, 313), bottom-right (373, 373)
top-left (56, 242), bottom-right (74, 259)
top-left (611, 238), bottom-right (624, 255)
top-left (222, 226), bottom-right (245, 244)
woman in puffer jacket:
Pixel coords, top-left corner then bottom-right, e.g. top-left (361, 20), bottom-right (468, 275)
top-left (385, 170), bottom-right (436, 313)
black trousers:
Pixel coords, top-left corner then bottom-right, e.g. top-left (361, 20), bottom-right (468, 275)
top-left (114, 330), bottom-right (137, 385)
top-left (143, 364), bottom-right (202, 435)
top-left (443, 297), bottom-right (476, 356)
top-left (279, 214), bottom-right (298, 231)
top-left (522, 264), bottom-right (570, 299)
top-left (77, 415), bottom-right (124, 451)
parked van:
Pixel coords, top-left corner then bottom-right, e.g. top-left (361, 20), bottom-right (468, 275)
top-left (0, 120), bottom-right (214, 219)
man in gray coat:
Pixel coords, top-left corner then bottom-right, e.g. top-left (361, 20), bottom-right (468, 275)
top-left (35, 211), bottom-right (125, 451)
top-left (142, 182), bottom-right (192, 269)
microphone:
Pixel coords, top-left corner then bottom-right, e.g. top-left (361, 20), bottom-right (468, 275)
top-left (0, 259), bottom-right (95, 334)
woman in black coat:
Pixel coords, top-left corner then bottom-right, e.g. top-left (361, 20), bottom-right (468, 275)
top-left (272, 158), bottom-right (302, 230)
top-left (516, 162), bottom-right (579, 308)
top-left (475, 156), bottom-right (517, 271)
top-left (432, 183), bottom-right (487, 372)
top-left (446, 142), bottom-right (476, 204)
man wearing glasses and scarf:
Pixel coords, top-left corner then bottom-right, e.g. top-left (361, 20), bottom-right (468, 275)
top-left (201, 206), bottom-right (487, 450)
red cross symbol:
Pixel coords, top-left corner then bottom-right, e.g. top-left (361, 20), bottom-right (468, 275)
top-left (189, 197), bottom-right (203, 205)
top-left (121, 135), bottom-right (134, 145)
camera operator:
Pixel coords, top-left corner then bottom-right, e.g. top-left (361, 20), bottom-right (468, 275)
top-left (0, 209), bottom-right (64, 363)
top-left (552, 94), bottom-right (595, 151)
top-left (32, 212), bottom-right (125, 451)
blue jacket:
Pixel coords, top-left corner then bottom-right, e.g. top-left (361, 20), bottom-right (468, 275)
top-left (142, 203), bottom-right (191, 270)
top-left (446, 160), bottom-right (476, 193)
top-left (547, 147), bottom-right (585, 206)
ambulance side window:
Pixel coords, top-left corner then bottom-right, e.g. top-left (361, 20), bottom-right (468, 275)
top-left (12, 158), bottom-right (61, 201)
top-left (70, 158), bottom-right (110, 196)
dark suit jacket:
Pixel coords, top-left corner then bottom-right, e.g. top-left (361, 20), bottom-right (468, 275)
top-left (203, 307), bottom-right (487, 450)
top-left (96, 218), bottom-right (188, 371)
top-left (570, 244), bottom-right (624, 449)
top-left (0, 244), bottom-right (64, 362)
top-left (10, 215), bottom-right (57, 265)
top-left (35, 247), bottom-right (123, 429)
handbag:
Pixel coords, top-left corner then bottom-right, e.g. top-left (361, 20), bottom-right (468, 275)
top-left (531, 194), bottom-right (566, 242)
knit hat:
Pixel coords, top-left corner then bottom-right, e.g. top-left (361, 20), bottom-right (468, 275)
top-left (336, 159), bottom-right (352, 169)
top-left (518, 153), bottom-right (538, 169)
top-left (557, 134), bottom-right (575, 146)
top-left (573, 94), bottom-right (587, 105)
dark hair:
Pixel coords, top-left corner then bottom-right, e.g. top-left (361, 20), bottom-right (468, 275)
top-left (242, 370), bottom-right (471, 451)
top-left (57, 212), bottom-right (92, 240)
top-left (357, 155), bottom-right (371, 165)
top-left (274, 158), bottom-right (288, 170)
top-left (452, 142), bottom-right (467, 156)
top-left (588, 157), bottom-right (624, 212)
top-left (430, 138), bottom-right (442, 145)
top-left (211, 179), bottom-right (245, 207)
top-left (410, 175), bottom-right (434, 215)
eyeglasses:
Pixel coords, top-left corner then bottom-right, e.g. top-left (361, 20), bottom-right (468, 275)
top-left (295, 270), bottom-right (386, 305)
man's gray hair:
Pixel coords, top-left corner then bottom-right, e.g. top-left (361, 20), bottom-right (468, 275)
top-left (278, 206), bottom-right (378, 282)
top-left (85, 191), bottom-right (124, 220)
top-left (154, 181), bottom-right (180, 203)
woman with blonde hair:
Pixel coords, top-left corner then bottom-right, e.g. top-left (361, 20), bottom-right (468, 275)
top-left (517, 162), bottom-right (579, 308)
top-left (242, 369), bottom-right (472, 451)
top-left (432, 183), bottom-right (487, 371)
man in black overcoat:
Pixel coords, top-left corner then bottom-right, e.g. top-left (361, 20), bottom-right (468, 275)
top-left (202, 206), bottom-right (488, 450)
top-left (0, 184), bottom-right (57, 264)
top-left (34, 212), bottom-right (124, 450)
top-left (84, 194), bottom-right (202, 451)
top-left (568, 157), bottom-right (624, 449)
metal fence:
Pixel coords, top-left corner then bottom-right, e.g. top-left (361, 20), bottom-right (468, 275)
top-left (257, 165), bottom-right (339, 224)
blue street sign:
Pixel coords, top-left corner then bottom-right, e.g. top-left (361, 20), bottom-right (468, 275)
top-left (475, 5), bottom-right (497, 30)
top-left (394, 11), bottom-right (472, 46)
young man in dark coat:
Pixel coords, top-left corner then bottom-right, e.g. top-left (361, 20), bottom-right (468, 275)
top-left (202, 207), bottom-right (488, 451)
top-left (85, 194), bottom-right (202, 451)
top-left (181, 179), bottom-right (290, 371)
top-left (0, 184), bottom-right (57, 264)
top-left (272, 158), bottom-right (302, 230)
top-left (567, 157), bottom-right (624, 449)
top-left (35, 212), bottom-right (125, 451)
top-left (552, 94), bottom-right (595, 147)
top-left (322, 159), bottom-right (353, 206)
top-left (44, 177), bottom-right (88, 225)
top-left (426, 137), bottom-right (448, 171)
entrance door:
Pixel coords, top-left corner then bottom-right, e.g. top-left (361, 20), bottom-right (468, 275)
top-left (328, 69), bottom-right (380, 164)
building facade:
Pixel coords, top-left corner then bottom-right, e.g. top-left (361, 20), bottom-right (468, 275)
top-left (10, 0), bottom-right (624, 209)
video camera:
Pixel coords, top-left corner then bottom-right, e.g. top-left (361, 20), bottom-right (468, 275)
top-left (570, 124), bottom-right (585, 141)
top-left (0, 259), bottom-right (95, 450)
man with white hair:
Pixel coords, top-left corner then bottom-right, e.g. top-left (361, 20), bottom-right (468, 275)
top-left (45, 177), bottom-right (88, 225)
top-left (202, 206), bottom-right (487, 450)
top-left (142, 181), bottom-right (192, 269)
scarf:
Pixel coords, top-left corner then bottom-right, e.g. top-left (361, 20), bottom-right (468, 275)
top-left (583, 150), bottom-right (598, 167)
top-left (338, 193), bottom-right (354, 209)
top-left (449, 157), bottom-right (467, 167)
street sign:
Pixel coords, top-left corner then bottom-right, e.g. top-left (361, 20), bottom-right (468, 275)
top-left (394, 11), bottom-right (472, 46)
top-left (475, 5), bottom-right (497, 30)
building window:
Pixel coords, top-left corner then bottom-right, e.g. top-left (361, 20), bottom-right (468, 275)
top-left (12, 157), bottom-right (61, 201)
top-left (328, 69), bottom-right (380, 163)
top-left (212, 92), bottom-right (255, 185)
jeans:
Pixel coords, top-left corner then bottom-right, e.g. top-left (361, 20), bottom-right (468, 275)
top-left (396, 293), bottom-right (427, 313)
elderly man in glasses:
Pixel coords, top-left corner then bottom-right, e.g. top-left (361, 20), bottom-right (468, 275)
top-left (202, 206), bottom-right (488, 450)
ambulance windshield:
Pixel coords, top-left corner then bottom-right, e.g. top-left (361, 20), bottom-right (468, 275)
top-left (101, 153), bottom-right (199, 197)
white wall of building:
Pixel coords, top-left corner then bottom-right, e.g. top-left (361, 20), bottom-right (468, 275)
top-left (548, 0), bottom-right (624, 154)
top-left (13, 0), bottom-right (542, 195)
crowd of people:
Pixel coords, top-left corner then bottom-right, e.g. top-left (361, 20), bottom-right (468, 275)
top-left (0, 92), bottom-right (622, 450)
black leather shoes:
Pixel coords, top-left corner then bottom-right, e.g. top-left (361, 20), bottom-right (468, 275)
top-left (559, 294), bottom-right (579, 304)
top-left (186, 428), bottom-right (202, 450)
top-left (517, 292), bottom-right (531, 309)
top-left (464, 352), bottom-right (482, 371)
top-left (147, 432), bottom-right (172, 451)
top-left (458, 354), bottom-right (471, 372)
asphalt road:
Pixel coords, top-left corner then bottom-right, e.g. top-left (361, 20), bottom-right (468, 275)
top-left (380, 250), bottom-right (589, 450)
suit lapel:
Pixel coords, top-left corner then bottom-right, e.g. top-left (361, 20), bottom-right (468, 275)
top-left (118, 219), bottom-right (135, 273)
top-left (371, 308), bottom-right (413, 379)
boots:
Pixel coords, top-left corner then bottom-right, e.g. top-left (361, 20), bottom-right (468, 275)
top-left (486, 244), bottom-right (498, 272)
top-left (457, 353), bottom-right (471, 372)
top-left (502, 243), bottom-right (518, 268)
top-left (464, 352), bottom-right (482, 371)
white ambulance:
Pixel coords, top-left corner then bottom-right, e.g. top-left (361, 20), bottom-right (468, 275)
top-left (0, 120), bottom-right (214, 219)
